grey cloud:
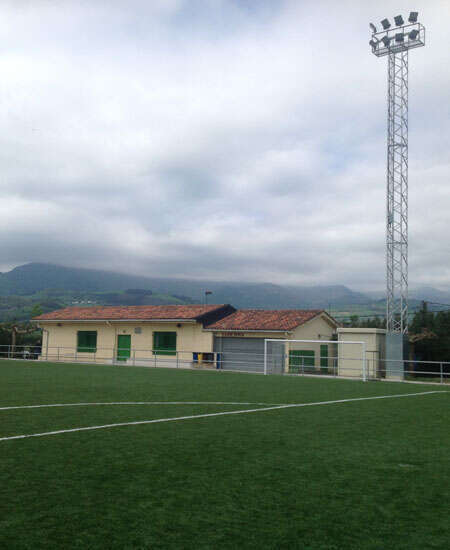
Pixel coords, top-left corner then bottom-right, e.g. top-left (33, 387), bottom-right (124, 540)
top-left (0, 0), bottom-right (449, 293)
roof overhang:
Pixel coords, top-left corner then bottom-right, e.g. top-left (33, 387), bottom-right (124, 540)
top-left (204, 328), bottom-right (290, 333)
top-left (36, 319), bottom-right (198, 324)
top-left (337, 328), bottom-right (387, 334)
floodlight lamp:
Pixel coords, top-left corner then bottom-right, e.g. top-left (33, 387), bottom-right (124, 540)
top-left (408, 29), bottom-right (419, 40)
top-left (394, 15), bottom-right (404, 26)
top-left (395, 33), bottom-right (404, 43)
top-left (382, 35), bottom-right (391, 47)
top-left (370, 23), bottom-right (377, 33)
top-left (408, 11), bottom-right (418, 23)
top-left (369, 39), bottom-right (377, 50)
top-left (381, 18), bottom-right (391, 30)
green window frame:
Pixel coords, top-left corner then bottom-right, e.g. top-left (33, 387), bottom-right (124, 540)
top-left (153, 332), bottom-right (177, 356)
top-left (77, 331), bottom-right (97, 353)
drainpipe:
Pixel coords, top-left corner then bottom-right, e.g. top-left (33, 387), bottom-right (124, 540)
top-left (40, 326), bottom-right (49, 360)
top-left (106, 321), bottom-right (115, 363)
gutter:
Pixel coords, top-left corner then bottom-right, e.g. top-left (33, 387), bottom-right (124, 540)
top-left (35, 319), bottom-right (198, 324)
top-left (203, 328), bottom-right (292, 333)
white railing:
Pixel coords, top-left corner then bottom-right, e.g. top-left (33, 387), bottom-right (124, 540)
top-left (0, 345), bottom-right (449, 383)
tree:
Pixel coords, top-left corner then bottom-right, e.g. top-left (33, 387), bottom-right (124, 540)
top-left (409, 302), bottom-right (450, 362)
top-left (30, 304), bottom-right (43, 318)
top-left (349, 315), bottom-right (360, 327)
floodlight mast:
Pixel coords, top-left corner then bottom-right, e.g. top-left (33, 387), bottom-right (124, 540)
top-left (369, 14), bottom-right (425, 335)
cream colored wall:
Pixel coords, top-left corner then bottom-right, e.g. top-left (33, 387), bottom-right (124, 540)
top-left (287, 315), bottom-right (337, 369)
top-left (39, 321), bottom-right (214, 364)
top-left (41, 322), bottom-right (114, 363)
top-left (337, 329), bottom-right (386, 378)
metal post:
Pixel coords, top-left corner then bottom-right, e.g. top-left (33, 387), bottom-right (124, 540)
top-left (57, 347), bottom-right (60, 362)
top-left (264, 340), bottom-right (267, 375)
top-left (440, 363), bottom-right (443, 385)
top-left (176, 351), bottom-right (179, 369)
top-left (133, 349), bottom-right (136, 367)
top-left (362, 342), bottom-right (367, 382)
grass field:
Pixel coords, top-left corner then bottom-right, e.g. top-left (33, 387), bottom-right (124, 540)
top-left (1, 360), bottom-right (449, 549)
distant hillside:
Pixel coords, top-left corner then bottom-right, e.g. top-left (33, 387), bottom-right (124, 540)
top-left (409, 286), bottom-right (450, 304)
top-left (0, 263), bottom-right (155, 295)
top-left (2, 263), bottom-right (448, 312)
top-left (0, 262), bottom-right (371, 309)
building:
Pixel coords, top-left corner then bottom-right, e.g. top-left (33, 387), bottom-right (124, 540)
top-left (33, 305), bottom-right (339, 372)
top-left (34, 304), bottom-right (235, 366)
top-left (35, 305), bottom-right (388, 378)
top-left (337, 328), bottom-right (387, 379)
top-left (206, 309), bottom-right (339, 373)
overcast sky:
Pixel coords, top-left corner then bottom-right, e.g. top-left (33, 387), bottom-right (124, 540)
top-left (0, 0), bottom-right (448, 291)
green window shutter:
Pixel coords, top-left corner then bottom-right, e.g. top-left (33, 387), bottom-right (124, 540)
top-left (320, 345), bottom-right (328, 368)
top-left (289, 350), bottom-right (315, 372)
top-left (77, 331), bottom-right (97, 353)
top-left (153, 332), bottom-right (177, 356)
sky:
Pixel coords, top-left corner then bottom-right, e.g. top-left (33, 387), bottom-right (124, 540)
top-left (0, 0), bottom-right (449, 291)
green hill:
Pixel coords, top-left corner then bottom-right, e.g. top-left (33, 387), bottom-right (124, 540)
top-left (0, 263), bottom-right (371, 309)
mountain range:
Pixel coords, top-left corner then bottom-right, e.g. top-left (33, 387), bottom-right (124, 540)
top-left (0, 263), bottom-right (449, 310)
top-left (0, 263), bottom-right (370, 309)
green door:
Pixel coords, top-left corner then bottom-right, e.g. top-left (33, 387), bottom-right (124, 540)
top-left (117, 335), bottom-right (131, 361)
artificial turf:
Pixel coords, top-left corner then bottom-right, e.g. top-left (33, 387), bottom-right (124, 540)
top-left (0, 360), bottom-right (449, 549)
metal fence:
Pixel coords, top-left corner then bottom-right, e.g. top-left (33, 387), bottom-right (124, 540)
top-left (0, 344), bottom-right (449, 384)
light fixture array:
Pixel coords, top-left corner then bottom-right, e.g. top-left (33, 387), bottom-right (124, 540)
top-left (369, 12), bottom-right (425, 57)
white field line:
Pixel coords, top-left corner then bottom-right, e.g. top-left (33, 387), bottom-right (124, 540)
top-left (0, 401), bottom-right (277, 411)
top-left (0, 391), bottom-right (447, 442)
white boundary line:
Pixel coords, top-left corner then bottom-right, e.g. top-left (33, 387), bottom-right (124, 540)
top-left (0, 391), bottom-right (446, 442)
top-left (0, 401), bottom-right (277, 411)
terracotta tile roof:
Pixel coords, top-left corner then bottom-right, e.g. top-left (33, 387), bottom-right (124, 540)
top-left (34, 304), bottom-right (229, 322)
top-left (206, 309), bottom-right (325, 331)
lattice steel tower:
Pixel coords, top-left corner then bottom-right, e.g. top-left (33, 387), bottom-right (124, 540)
top-left (369, 12), bottom-right (425, 334)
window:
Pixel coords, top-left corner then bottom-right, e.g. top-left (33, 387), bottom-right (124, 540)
top-left (153, 332), bottom-right (176, 356)
top-left (289, 350), bottom-right (315, 372)
top-left (77, 331), bottom-right (97, 353)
